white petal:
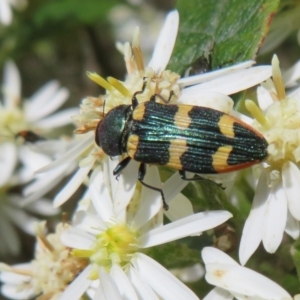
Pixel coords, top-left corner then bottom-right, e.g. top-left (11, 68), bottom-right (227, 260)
top-left (282, 161), bottom-right (300, 221)
top-left (72, 210), bottom-right (107, 235)
top-left (181, 66), bottom-right (272, 97)
top-left (0, 263), bottom-right (31, 284)
top-left (105, 157), bottom-right (120, 198)
top-left (96, 267), bottom-right (122, 300)
top-left (256, 86), bottom-right (274, 111)
top-left (60, 226), bottom-right (94, 249)
top-left (170, 263), bottom-right (204, 283)
top-left (202, 247), bottom-right (238, 265)
top-left (86, 280), bottom-right (98, 299)
top-left (1, 284), bottom-right (35, 300)
top-left (283, 60), bottom-right (300, 87)
top-left (18, 145), bottom-right (52, 173)
top-left (285, 209), bottom-right (300, 239)
top-left (138, 208), bottom-right (164, 234)
top-left (36, 133), bottom-right (94, 173)
top-left (0, 143), bottom-right (17, 186)
top-left (177, 91), bottom-right (234, 113)
top-left (2, 61), bottom-right (21, 107)
top-left (110, 264), bottom-right (138, 300)
top-left (127, 266), bottom-right (160, 300)
top-left (33, 107), bottom-right (79, 128)
top-left (27, 138), bottom-right (71, 158)
top-left (164, 193), bottom-right (194, 222)
top-left (139, 210), bottom-right (232, 248)
top-left (22, 163), bottom-right (73, 205)
top-left (59, 265), bottom-right (92, 300)
top-left (131, 165), bottom-right (162, 230)
top-left (203, 287), bottom-right (233, 300)
top-left (262, 180), bottom-right (287, 253)
top-left (53, 159), bottom-right (95, 207)
top-left (148, 10), bottom-right (179, 74)
top-left (26, 80), bottom-right (59, 108)
top-left (92, 282), bottom-right (105, 299)
top-left (205, 262), bottom-right (291, 299)
top-left (203, 248), bottom-right (291, 299)
top-left (112, 159), bottom-right (139, 218)
top-left (133, 253), bottom-right (199, 300)
top-left (178, 61), bottom-right (255, 87)
top-left (89, 166), bottom-right (114, 223)
top-left (163, 171), bottom-right (189, 204)
top-left (295, 294), bottom-right (300, 300)
top-left (3, 204), bottom-right (37, 235)
top-left (0, 1), bottom-right (12, 25)
top-left (24, 198), bottom-right (60, 216)
top-left (239, 171), bottom-right (269, 265)
top-left (25, 81), bottom-right (69, 122)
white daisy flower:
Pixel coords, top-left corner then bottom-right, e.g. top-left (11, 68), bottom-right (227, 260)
top-left (0, 60), bottom-right (77, 186)
top-left (202, 247), bottom-right (292, 300)
top-left (20, 137), bottom-right (85, 206)
top-left (239, 55), bottom-right (300, 265)
top-left (32, 10), bottom-right (272, 208)
top-left (0, 138), bottom-right (61, 256)
top-left (0, 61), bottom-right (75, 254)
top-left (0, 222), bottom-right (88, 300)
top-left (0, 190), bottom-right (59, 256)
top-left (0, 0), bottom-right (27, 26)
top-left (58, 158), bottom-right (232, 300)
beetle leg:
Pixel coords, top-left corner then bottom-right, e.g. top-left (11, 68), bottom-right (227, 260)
top-left (113, 157), bottom-right (132, 176)
top-left (150, 90), bottom-right (175, 104)
top-left (179, 170), bottom-right (206, 181)
top-left (179, 171), bottom-right (225, 189)
top-left (138, 163), bottom-right (169, 210)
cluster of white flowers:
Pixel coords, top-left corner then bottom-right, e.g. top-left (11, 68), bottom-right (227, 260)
top-left (1, 7), bottom-right (300, 300)
top-left (0, 59), bottom-right (77, 256)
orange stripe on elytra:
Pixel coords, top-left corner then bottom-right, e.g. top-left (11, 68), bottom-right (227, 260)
top-left (173, 105), bottom-right (193, 130)
top-left (132, 103), bottom-right (146, 121)
top-left (166, 138), bottom-right (187, 170)
top-left (127, 134), bottom-right (139, 158)
top-left (218, 115), bottom-right (235, 139)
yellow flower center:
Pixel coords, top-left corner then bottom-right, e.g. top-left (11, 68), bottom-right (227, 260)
top-left (265, 99), bottom-right (300, 169)
top-left (72, 224), bottom-right (138, 279)
top-left (0, 223), bottom-right (88, 299)
top-left (245, 55), bottom-right (300, 171)
top-left (0, 107), bottom-right (28, 141)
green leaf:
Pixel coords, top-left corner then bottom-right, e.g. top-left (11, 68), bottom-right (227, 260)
top-left (145, 241), bottom-right (201, 269)
top-left (291, 240), bottom-right (300, 284)
top-left (33, 0), bottom-right (122, 25)
top-left (169, 0), bottom-right (279, 75)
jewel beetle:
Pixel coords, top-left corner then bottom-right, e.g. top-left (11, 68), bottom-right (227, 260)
top-left (95, 84), bottom-right (268, 209)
